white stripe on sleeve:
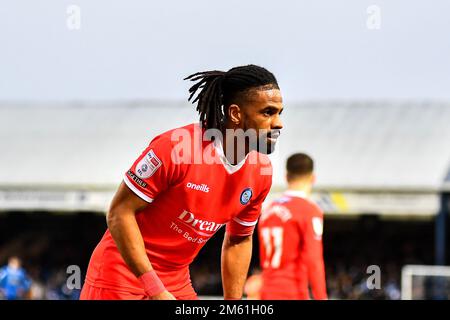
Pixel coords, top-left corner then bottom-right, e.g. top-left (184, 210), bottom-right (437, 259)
top-left (123, 174), bottom-right (154, 203)
top-left (232, 217), bottom-right (258, 227)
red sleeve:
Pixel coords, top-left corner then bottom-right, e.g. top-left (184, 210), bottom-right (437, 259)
top-left (299, 203), bottom-right (328, 300)
top-left (226, 175), bottom-right (272, 237)
top-left (123, 134), bottom-right (182, 203)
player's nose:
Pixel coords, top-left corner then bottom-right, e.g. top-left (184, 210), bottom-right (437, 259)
top-left (272, 113), bottom-right (283, 130)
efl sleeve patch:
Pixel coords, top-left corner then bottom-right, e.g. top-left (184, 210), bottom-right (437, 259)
top-left (312, 217), bottom-right (323, 239)
top-left (124, 134), bottom-right (177, 201)
top-left (135, 149), bottom-right (162, 179)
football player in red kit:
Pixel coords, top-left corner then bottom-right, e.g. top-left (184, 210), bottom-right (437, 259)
top-left (258, 153), bottom-right (327, 300)
top-left (80, 65), bottom-right (284, 300)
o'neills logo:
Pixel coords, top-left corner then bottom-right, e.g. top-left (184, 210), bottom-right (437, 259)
top-left (186, 182), bottom-right (210, 193)
top-left (177, 210), bottom-right (224, 234)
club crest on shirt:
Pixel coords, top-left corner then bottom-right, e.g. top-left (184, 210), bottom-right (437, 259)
top-left (240, 188), bottom-right (253, 205)
top-left (136, 149), bottom-right (162, 179)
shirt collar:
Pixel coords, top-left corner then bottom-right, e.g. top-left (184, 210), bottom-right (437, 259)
top-left (213, 137), bottom-right (248, 174)
top-left (284, 190), bottom-right (308, 199)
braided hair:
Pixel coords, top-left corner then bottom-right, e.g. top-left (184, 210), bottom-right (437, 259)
top-left (184, 65), bottom-right (279, 131)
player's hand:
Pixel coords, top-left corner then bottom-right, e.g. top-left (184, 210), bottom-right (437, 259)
top-left (149, 290), bottom-right (176, 300)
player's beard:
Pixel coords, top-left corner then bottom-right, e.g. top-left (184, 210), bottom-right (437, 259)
top-left (246, 127), bottom-right (280, 155)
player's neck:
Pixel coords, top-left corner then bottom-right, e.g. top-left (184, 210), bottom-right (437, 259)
top-left (221, 131), bottom-right (249, 165)
top-left (287, 181), bottom-right (312, 197)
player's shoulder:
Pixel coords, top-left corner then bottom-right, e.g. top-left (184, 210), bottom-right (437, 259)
top-left (263, 195), bottom-right (294, 216)
top-left (280, 193), bottom-right (323, 218)
top-left (260, 198), bottom-right (293, 223)
top-left (298, 197), bottom-right (323, 217)
top-left (146, 123), bottom-right (204, 162)
top-left (151, 123), bottom-right (198, 145)
top-left (271, 194), bottom-right (293, 206)
top-left (264, 195), bottom-right (295, 216)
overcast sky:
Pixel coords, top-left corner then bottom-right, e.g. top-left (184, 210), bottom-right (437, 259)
top-left (1, 0), bottom-right (449, 102)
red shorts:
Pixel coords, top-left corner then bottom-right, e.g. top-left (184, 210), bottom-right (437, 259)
top-left (79, 283), bottom-right (198, 300)
top-left (80, 283), bottom-right (147, 300)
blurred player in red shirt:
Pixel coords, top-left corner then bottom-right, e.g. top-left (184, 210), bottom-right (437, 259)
top-left (243, 268), bottom-right (262, 300)
top-left (80, 65), bottom-right (284, 300)
top-left (257, 153), bottom-right (327, 300)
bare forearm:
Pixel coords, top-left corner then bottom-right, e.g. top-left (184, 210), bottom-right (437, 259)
top-left (107, 209), bottom-right (152, 277)
top-left (221, 233), bottom-right (253, 299)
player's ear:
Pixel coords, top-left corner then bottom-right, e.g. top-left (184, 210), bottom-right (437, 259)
top-left (228, 104), bottom-right (242, 126)
top-left (311, 173), bottom-right (316, 185)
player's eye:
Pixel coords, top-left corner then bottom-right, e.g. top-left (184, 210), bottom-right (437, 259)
top-left (262, 107), bottom-right (283, 117)
top-left (262, 109), bottom-right (275, 117)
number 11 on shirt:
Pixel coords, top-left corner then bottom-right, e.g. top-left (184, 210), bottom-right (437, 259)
top-left (260, 227), bottom-right (284, 269)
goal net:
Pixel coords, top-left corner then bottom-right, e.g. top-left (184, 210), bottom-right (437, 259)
top-left (401, 265), bottom-right (450, 300)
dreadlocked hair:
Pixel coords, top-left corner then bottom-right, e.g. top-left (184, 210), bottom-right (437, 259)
top-left (184, 64), bottom-right (279, 131)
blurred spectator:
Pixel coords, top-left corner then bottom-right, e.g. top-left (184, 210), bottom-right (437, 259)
top-left (0, 256), bottom-right (32, 300)
top-left (0, 212), bottom-right (441, 300)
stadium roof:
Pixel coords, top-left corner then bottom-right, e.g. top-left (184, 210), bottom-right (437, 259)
top-left (1, 101), bottom-right (450, 214)
top-left (2, 100), bottom-right (450, 191)
top-left (277, 101), bottom-right (450, 192)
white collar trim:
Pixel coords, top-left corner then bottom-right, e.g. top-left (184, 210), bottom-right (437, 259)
top-left (213, 138), bottom-right (248, 174)
top-left (284, 190), bottom-right (308, 199)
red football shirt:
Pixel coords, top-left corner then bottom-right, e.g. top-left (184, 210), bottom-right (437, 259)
top-left (84, 123), bottom-right (272, 299)
top-left (258, 190), bottom-right (327, 300)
